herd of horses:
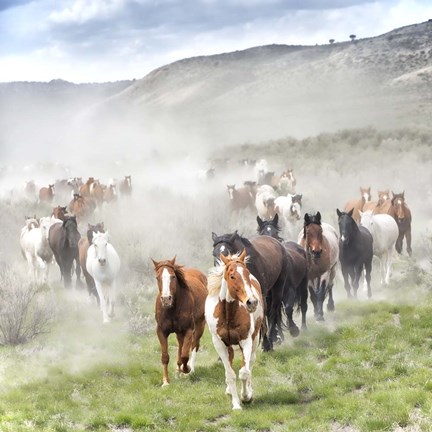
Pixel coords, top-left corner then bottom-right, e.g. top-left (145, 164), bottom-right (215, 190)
top-left (17, 162), bottom-right (414, 410)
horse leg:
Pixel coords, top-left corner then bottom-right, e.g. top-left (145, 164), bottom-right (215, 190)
top-left (395, 231), bottom-right (403, 255)
top-left (315, 279), bottom-right (327, 321)
top-left (157, 327), bottom-right (170, 386)
top-left (94, 281), bottom-right (110, 323)
top-left (342, 265), bottom-right (352, 298)
top-left (239, 336), bottom-right (254, 403)
top-left (327, 266), bottom-right (336, 312)
top-left (364, 259), bottom-right (372, 298)
top-left (406, 227), bottom-right (412, 257)
top-left (74, 256), bottom-right (84, 289)
top-left (385, 247), bottom-right (394, 285)
top-left (283, 284), bottom-right (299, 337)
top-left (308, 279), bottom-right (319, 319)
top-left (261, 295), bottom-right (273, 352)
top-left (179, 330), bottom-right (194, 374)
top-left (189, 319), bottom-right (205, 373)
top-left (211, 335), bottom-right (241, 410)
top-left (299, 275), bottom-right (308, 330)
top-left (352, 264), bottom-right (363, 299)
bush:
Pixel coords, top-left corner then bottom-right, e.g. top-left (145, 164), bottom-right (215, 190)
top-left (0, 266), bottom-right (56, 345)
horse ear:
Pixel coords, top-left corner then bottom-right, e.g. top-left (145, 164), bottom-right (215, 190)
top-left (391, 191), bottom-right (395, 198)
top-left (170, 256), bottom-right (176, 265)
top-left (256, 216), bottom-right (263, 227)
top-left (316, 211), bottom-right (321, 222)
top-left (304, 213), bottom-right (310, 224)
top-left (273, 213), bottom-right (279, 224)
top-left (220, 253), bottom-right (229, 265)
top-left (336, 208), bottom-right (342, 217)
top-left (347, 208), bottom-right (354, 217)
top-left (151, 258), bottom-right (159, 269)
top-left (402, 191), bottom-right (405, 198)
top-left (239, 249), bottom-right (247, 262)
top-left (212, 232), bottom-right (218, 242)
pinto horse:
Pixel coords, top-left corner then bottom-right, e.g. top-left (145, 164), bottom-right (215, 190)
top-left (337, 209), bottom-right (373, 298)
top-left (206, 250), bottom-right (265, 410)
top-left (48, 216), bottom-right (82, 288)
top-left (390, 192), bottom-right (412, 257)
top-left (79, 222), bottom-right (105, 304)
top-left (212, 230), bottom-right (291, 351)
top-left (257, 215), bottom-right (308, 335)
top-left (344, 187), bottom-right (371, 223)
top-left (298, 212), bottom-right (339, 321)
top-left (152, 257), bottom-right (207, 386)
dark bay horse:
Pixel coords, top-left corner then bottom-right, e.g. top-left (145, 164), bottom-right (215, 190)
top-left (48, 216), bottom-right (82, 288)
top-left (257, 215), bottom-right (308, 335)
top-left (298, 212), bottom-right (339, 321)
top-left (212, 230), bottom-right (291, 351)
top-left (78, 222), bottom-right (105, 304)
top-left (390, 192), bottom-right (412, 257)
top-left (152, 257), bottom-right (207, 386)
top-left (337, 209), bottom-right (373, 298)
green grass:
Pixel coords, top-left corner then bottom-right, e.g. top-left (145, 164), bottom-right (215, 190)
top-left (1, 269), bottom-right (432, 431)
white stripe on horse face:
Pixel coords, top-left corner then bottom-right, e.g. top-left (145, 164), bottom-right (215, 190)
top-left (161, 268), bottom-right (171, 297)
top-left (237, 266), bottom-right (254, 299)
top-left (363, 191), bottom-right (370, 201)
top-left (220, 245), bottom-right (226, 253)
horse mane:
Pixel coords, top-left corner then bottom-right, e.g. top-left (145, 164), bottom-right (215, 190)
top-left (213, 232), bottom-right (252, 249)
top-left (154, 261), bottom-right (188, 291)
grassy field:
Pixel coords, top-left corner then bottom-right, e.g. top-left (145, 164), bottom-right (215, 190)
top-left (1, 126), bottom-right (432, 431)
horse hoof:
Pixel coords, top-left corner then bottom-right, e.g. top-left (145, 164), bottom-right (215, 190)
top-left (232, 405), bottom-right (242, 410)
top-left (289, 326), bottom-right (300, 338)
top-left (180, 364), bottom-right (191, 374)
top-left (161, 382), bottom-right (170, 387)
top-left (241, 395), bottom-right (253, 404)
top-left (327, 304), bottom-right (335, 312)
top-left (315, 316), bottom-right (325, 322)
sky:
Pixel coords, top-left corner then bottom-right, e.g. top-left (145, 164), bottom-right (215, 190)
top-left (0, 0), bottom-right (431, 83)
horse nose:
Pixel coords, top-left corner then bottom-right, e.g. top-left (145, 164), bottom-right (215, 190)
top-left (313, 249), bottom-right (322, 259)
top-left (246, 297), bottom-right (258, 312)
top-left (99, 258), bottom-right (106, 265)
top-left (161, 296), bottom-right (173, 307)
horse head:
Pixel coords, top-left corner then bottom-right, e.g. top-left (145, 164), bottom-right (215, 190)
top-left (63, 216), bottom-right (80, 249)
top-left (212, 231), bottom-right (244, 265)
top-left (87, 222), bottom-right (105, 243)
top-left (91, 231), bottom-right (110, 266)
top-left (360, 186), bottom-right (371, 203)
top-left (391, 191), bottom-right (406, 220)
top-left (152, 256), bottom-right (179, 308)
top-left (256, 214), bottom-right (283, 241)
top-left (337, 208), bottom-right (356, 245)
top-left (303, 212), bottom-right (323, 258)
top-left (221, 250), bottom-right (258, 313)
top-left (377, 190), bottom-right (390, 206)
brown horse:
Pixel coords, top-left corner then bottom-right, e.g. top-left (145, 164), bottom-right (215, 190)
top-left (226, 184), bottom-right (255, 213)
top-left (206, 250), bottom-right (265, 410)
top-left (79, 222), bottom-right (105, 304)
top-left (344, 187), bottom-right (371, 223)
top-left (152, 257), bottom-right (207, 386)
top-left (68, 194), bottom-right (95, 221)
top-left (52, 205), bottom-right (68, 221)
top-left (90, 180), bottom-right (104, 207)
top-left (39, 184), bottom-right (55, 203)
top-left (103, 184), bottom-right (117, 203)
top-left (79, 177), bottom-right (95, 198)
top-left (298, 212), bottom-right (339, 321)
top-left (119, 175), bottom-right (132, 196)
top-left (390, 192), bottom-right (412, 256)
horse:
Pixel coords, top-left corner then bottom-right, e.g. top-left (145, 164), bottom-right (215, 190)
top-left (363, 190), bottom-right (390, 213)
top-left (90, 179), bottom-right (104, 207)
top-left (48, 216), bottom-right (82, 289)
top-left (24, 180), bottom-right (36, 199)
top-left (79, 222), bottom-right (105, 304)
top-left (212, 230), bottom-right (292, 351)
top-left (255, 185), bottom-right (277, 221)
top-left (79, 177), bottom-right (95, 198)
top-left (277, 169), bottom-right (296, 195)
top-left (298, 212), bottom-right (339, 321)
top-left (257, 215), bottom-right (308, 336)
top-left (68, 193), bottom-right (95, 221)
top-left (119, 175), bottom-right (132, 196)
top-left (67, 177), bottom-right (83, 196)
top-left (390, 192), bottom-right (412, 257)
top-left (274, 193), bottom-right (303, 240)
top-left (86, 231), bottom-right (120, 323)
top-left (226, 184), bottom-right (255, 213)
top-left (337, 209), bottom-right (374, 298)
top-left (206, 250), bottom-right (265, 410)
top-left (52, 205), bottom-right (68, 221)
top-left (344, 187), bottom-right (371, 224)
top-left (20, 217), bottom-right (52, 284)
top-left (103, 184), bottom-right (117, 203)
top-left (152, 257), bottom-right (206, 386)
top-left (39, 184), bottom-right (55, 203)
top-left (359, 210), bottom-right (398, 286)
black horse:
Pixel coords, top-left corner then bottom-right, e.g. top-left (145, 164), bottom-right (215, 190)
top-left (257, 214), bottom-right (308, 335)
top-left (212, 230), bottom-right (292, 351)
top-left (49, 216), bottom-right (82, 288)
top-left (337, 209), bottom-right (374, 298)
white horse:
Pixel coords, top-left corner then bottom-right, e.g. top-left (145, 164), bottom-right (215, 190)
top-left (86, 231), bottom-right (120, 323)
top-left (274, 193), bottom-right (302, 240)
top-left (255, 184), bottom-right (277, 220)
top-left (20, 216), bottom-right (54, 284)
top-left (360, 210), bottom-right (399, 286)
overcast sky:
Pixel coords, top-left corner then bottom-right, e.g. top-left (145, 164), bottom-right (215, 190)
top-left (0, 0), bottom-right (431, 83)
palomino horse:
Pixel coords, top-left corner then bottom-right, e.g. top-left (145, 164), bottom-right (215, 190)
top-left (52, 205), bottom-right (68, 221)
top-left (389, 192), bottom-right (412, 257)
top-left (337, 209), bottom-right (373, 298)
top-left (39, 184), bottom-right (55, 203)
top-left (212, 230), bottom-right (292, 351)
top-left (152, 257), bottom-right (206, 386)
top-left (87, 231), bottom-right (120, 323)
top-left (277, 169), bottom-right (296, 195)
top-left (119, 175), bottom-right (132, 196)
top-left (206, 251), bottom-right (265, 410)
top-left (360, 210), bottom-right (398, 286)
top-left (255, 185), bottom-right (277, 221)
top-left (274, 193), bottom-right (303, 240)
top-left (298, 212), bottom-right (339, 321)
top-left (79, 222), bottom-right (105, 304)
top-left (20, 217), bottom-right (52, 284)
top-left (226, 184), bottom-right (255, 213)
top-left (344, 187), bottom-right (371, 223)
top-left (48, 216), bottom-right (82, 288)
top-left (257, 215), bottom-right (308, 336)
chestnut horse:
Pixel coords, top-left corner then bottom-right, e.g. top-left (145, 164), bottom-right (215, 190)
top-left (206, 250), bottom-right (265, 410)
top-left (344, 187), bottom-right (371, 223)
top-left (79, 177), bottom-right (95, 198)
top-left (390, 192), bottom-right (412, 256)
top-left (68, 194), bottom-right (95, 221)
top-left (298, 212), bottom-right (339, 321)
top-left (39, 184), bottom-right (55, 203)
top-left (152, 257), bottom-right (207, 386)
top-left (52, 205), bottom-right (68, 221)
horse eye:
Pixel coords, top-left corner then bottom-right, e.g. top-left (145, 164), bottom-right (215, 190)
top-left (170, 275), bottom-right (175, 280)
top-left (230, 275), bottom-right (235, 280)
